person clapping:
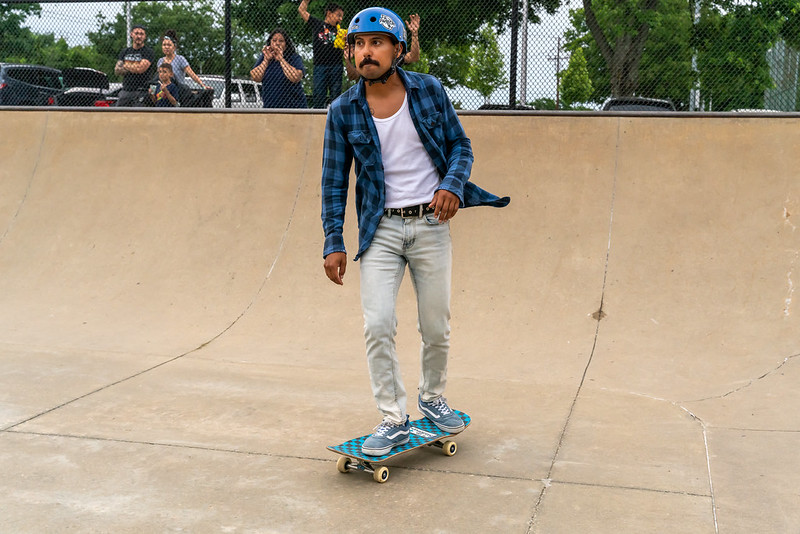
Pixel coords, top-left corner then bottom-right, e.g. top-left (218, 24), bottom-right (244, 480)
top-left (250, 28), bottom-right (307, 109)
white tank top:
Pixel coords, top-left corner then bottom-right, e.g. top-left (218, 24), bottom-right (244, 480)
top-left (372, 94), bottom-right (440, 209)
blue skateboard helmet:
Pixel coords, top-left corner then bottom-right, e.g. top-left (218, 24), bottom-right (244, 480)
top-left (347, 7), bottom-right (407, 55)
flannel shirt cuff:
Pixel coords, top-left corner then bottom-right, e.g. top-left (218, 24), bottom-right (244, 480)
top-left (323, 234), bottom-right (346, 259)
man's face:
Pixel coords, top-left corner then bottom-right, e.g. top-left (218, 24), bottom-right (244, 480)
top-left (131, 28), bottom-right (146, 48)
top-left (325, 9), bottom-right (344, 26)
top-left (353, 33), bottom-right (400, 80)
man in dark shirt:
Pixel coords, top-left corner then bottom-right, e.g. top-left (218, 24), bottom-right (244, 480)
top-left (298, 1), bottom-right (345, 108)
top-left (114, 25), bottom-right (156, 107)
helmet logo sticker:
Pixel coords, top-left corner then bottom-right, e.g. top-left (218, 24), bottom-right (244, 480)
top-left (379, 14), bottom-right (395, 30)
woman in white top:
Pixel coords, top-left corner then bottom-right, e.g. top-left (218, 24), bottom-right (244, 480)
top-left (157, 29), bottom-right (210, 88)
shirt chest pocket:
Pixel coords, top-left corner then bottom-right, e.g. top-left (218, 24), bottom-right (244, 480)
top-left (348, 130), bottom-right (379, 168)
top-left (419, 111), bottom-right (444, 143)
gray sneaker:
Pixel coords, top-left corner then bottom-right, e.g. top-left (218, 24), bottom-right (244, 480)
top-left (361, 416), bottom-right (411, 456)
top-left (418, 396), bottom-right (465, 433)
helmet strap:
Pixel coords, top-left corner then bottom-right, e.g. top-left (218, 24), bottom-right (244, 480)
top-left (364, 49), bottom-right (403, 86)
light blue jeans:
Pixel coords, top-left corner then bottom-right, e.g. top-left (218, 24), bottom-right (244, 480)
top-left (359, 213), bottom-right (452, 424)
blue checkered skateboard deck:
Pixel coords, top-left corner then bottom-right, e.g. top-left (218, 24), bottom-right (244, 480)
top-left (328, 410), bottom-right (470, 483)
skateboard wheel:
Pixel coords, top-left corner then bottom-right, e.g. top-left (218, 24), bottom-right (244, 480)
top-left (373, 466), bottom-right (390, 483)
top-left (442, 440), bottom-right (457, 456)
top-left (336, 456), bottom-right (351, 473)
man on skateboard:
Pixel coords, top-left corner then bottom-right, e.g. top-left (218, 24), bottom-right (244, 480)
top-left (320, 7), bottom-right (509, 457)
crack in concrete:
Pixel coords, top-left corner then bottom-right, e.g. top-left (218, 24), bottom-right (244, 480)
top-left (180, 119), bottom-right (312, 357)
top-left (0, 115), bottom-right (48, 247)
top-left (526, 119), bottom-right (621, 534)
top-left (0, 121), bottom-right (313, 435)
top-left (679, 406), bottom-right (718, 533)
top-left (5, 429), bottom-right (716, 494)
top-left (546, 478), bottom-right (710, 498)
top-left (587, 351), bottom-right (800, 534)
top-left (682, 352), bottom-right (800, 403)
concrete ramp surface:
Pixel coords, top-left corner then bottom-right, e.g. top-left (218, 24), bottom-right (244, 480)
top-left (1, 110), bottom-right (798, 533)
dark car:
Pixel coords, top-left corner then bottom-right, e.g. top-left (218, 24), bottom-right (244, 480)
top-left (50, 68), bottom-right (211, 108)
top-left (0, 63), bottom-right (64, 106)
top-left (49, 67), bottom-right (111, 107)
top-left (602, 97), bottom-right (676, 112)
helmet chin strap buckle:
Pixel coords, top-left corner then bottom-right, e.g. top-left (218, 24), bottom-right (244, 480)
top-left (366, 66), bottom-right (395, 85)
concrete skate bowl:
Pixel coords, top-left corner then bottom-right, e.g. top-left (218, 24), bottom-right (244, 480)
top-left (1, 108), bottom-right (798, 532)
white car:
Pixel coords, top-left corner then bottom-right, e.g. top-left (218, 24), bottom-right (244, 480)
top-left (187, 75), bottom-right (262, 108)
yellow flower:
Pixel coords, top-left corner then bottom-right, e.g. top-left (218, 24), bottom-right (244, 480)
top-left (334, 25), bottom-right (347, 49)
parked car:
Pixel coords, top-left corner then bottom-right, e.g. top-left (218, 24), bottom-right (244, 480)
top-left (187, 75), bottom-right (262, 108)
top-left (602, 97), bottom-right (676, 112)
top-left (0, 63), bottom-right (64, 106)
top-left (48, 67), bottom-right (110, 107)
top-left (96, 83), bottom-right (122, 107)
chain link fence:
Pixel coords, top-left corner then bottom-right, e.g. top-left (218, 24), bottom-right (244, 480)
top-left (2, 0), bottom-right (799, 110)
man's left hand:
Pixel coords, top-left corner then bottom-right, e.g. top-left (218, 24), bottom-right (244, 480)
top-left (429, 189), bottom-right (459, 223)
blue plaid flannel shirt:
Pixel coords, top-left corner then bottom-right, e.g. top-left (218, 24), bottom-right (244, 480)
top-left (321, 68), bottom-right (510, 260)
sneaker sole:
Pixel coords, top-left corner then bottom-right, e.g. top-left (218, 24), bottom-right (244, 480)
top-left (429, 420), bottom-right (465, 434)
top-left (361, 436), bottom-right (410, 456)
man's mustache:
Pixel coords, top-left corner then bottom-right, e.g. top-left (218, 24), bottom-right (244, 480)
top-left (359, 57), bottom-right (380, 68)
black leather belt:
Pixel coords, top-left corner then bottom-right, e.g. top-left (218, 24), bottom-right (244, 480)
top-left (384, 204), bottom-right (435, 218)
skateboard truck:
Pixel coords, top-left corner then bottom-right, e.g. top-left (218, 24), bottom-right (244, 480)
top-left (336, 456), bottom-right (390, 483)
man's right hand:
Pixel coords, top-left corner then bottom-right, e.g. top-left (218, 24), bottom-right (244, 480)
top-left (323, 252), bottom-right (347, 285)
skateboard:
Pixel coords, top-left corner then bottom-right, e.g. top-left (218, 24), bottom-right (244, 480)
top-left (327, 410), bottom-right (470, 483)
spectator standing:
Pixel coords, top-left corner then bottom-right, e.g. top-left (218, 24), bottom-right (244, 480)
top-left (298, 0), bottom-right (346, 108)
top-left (114, 25), bottom-right (156, 107)
top-left (156, 30), bottom-right (210, 89)
top-left (250, 28), bottom-right (307, 108)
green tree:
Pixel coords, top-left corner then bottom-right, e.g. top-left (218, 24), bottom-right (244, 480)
top-left (1, 4), bottom-right (106, 70)
top-left (579, 0), bottom-right (661, 97)
top-left (466, 25), bottom-right (506, 103)
top-left (32, 36), bottom-right (107, 71)
top-left (566, 0), bottom-right (800, 109)
top-left (694, 1), bottom-right (784, 110)
top-left (565, 0), bottom-right (694, 103)
top-left (559, 47), bottom-right (592, 107)
top-left (1, 3), bottom-right (42, 62)
top-left (529, 97), bottom-right (558, 109)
